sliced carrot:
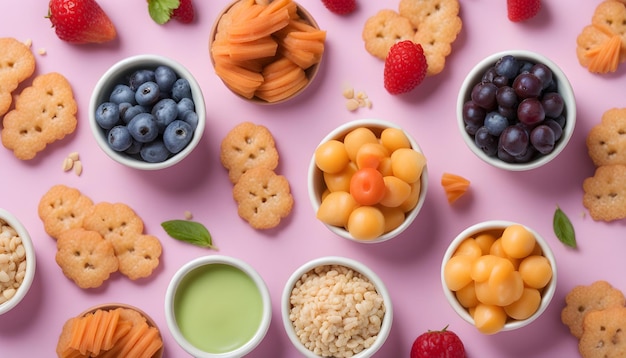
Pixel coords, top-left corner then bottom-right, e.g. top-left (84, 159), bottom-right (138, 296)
top-left (68, 314), bottom-right (89, 352)
top-left (215, 62), bottom-right (264, 98)
top-left (441, 172), bottom-right (470, 204)
top-left (78, 310), bottom-right (101, 355)
top-left (259, 65), bottom-right (304, 91)
top-left (274, 18), bottom-right (319, 38)
top-left (255, 74), bottom-right (308, 103)
top-left (117, 322), bottom-right (150, 357)
top-left (141, 331), bottom-right (164, 358)
top-left (259, 0), bottom-right (297, 17)
top-left (213, 54), bottom-right (266, 73)
top-left (228, 8), bottom-right (290, 43)
top-left (586, 34), bottom-right (621, 73)
top-left (125, 326), bottom-right (162, 358)
top-left (227, 36), bottom-right (279, 62)
top-left (101, 309), bottom-right (121, 351)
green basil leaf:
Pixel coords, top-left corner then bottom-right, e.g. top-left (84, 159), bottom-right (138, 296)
top-left (161, 219), bottom-right (217, 250)
top-left (553, 206), bottom-right (576, 248)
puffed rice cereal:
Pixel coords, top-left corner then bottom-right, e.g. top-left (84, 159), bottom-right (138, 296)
top-left (0, 219), bottom-right (27, 304)
top-left (288, 265), bottom-right (385, 357)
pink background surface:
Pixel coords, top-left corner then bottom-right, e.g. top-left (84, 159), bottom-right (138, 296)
top-left (1, 0), bottom-right (625, 357)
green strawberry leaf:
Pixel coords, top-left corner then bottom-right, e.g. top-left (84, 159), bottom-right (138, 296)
top-left (148, 0), bottom-right (180, 25)
top-left (161, 219), bottom-right (218, 250)
top-left (553, 206), bottom-right (577, 249)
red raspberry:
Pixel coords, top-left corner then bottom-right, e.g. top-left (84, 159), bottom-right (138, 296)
top-left (410, 326), bottom-right (466, 358)
top-left (507, 0), bottom-right (541, 22)
top-left (172, 0), bottom-right (195, 24)
top-left (321, 0), bottom-right (356, 15)
top-left (384, 41), bottom-right (427, 95)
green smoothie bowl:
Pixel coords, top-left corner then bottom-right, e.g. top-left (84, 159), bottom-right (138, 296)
top-left (165, 255), bottom-right (272, 357)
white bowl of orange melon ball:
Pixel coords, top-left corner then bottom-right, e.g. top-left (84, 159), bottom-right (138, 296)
top-left (441, 220), bottom-right (557, 334)
top-left (308, 119), bottom-right (428, 243)
top-left (209, 0), bottom-right (325, 104)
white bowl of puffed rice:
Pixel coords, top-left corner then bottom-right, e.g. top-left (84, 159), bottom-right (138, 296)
top-left (281, 256), bottom-right (393, 358)
top-left (0, 208), bottom-right (36, 315)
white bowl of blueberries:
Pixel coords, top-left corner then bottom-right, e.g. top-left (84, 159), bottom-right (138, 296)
top-left (457, 50), bottom-right (576, 171)
top-left (89, 54), bottom-right (206, 170)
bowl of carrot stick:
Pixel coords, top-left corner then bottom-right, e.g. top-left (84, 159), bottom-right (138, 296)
top-left (209, 0), bottom-right (326, 104)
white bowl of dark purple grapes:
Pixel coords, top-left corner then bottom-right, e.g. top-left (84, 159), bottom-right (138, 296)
top-left (90, 54), bottom-right (206, 170)
top-left (457, 50), bottom-right (575, 171)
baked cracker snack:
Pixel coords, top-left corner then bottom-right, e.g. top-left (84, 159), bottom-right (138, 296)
top-left (583, 164), bottom-right (626, 222)
top-left (0, 37), bottom-right (36, 117)
top-left (220, 121), bottom-right (279, 183)
top-left (55, 228), bottom-right (119, 289)
top-left (561, 280), bottom-right (626, 339)
top-left (362, 9), bottom-right (416, 60)
top-left (587, 108), bottom-right (626, 167)
top-left (233, 166), bottom-right (294, 229)
top-left (1, 72), bottom-right (77, 160)
top-left (579, 306), bottom-right (626, 357)
top-left (113, 234), bottom-right (162, 281)
top-left (38, 184), bottom-right (95, 240)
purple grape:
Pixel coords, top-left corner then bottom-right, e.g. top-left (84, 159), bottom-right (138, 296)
top-left (496, 86), bottom-right (518, 108)
top-left (499, 125), bottom-right (529, 156)
top-left (474, 126), bottom-right (498, 156)
top-left (513, 73), bottom-right (543, 99)
top-left (498, 106), bottom-right (517, 122)
top-left (541, 92), bottom-right (564, 118)
top-left (543, 119), bottom-right (563, 141)
top-left (530, 125), bottom-right (556, 154)
top-left (463, 101), bottom-right (486, 127)
top-left (482, 67), bottom-right (497, 83)
top-left (471, 82), bottom-right (498, 109)
top-left (517, 98), bottom-right (545, 126)
top-left (495, 55), bottom-right (520, 79)
top-left (530, 63), bottom-right (553, 89)
top-left (518, 60), bottom-right (534, 74)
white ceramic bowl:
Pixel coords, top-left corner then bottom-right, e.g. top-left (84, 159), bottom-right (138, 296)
top-left (209, 0), bottom-right (323, 104)
top-left (0, 208), bottom-right (36, 315)
top-left (441, 220), bottom-right (557, 333)
top-left (165, 255), bottom-right (271, 358)
top-left (282, 256), bottom-right (393, 358)
top-left (308, 118), bottom-right (428, 243)
top-left (89, 54), bottom-right (206, 170)
top-left (457, 50), bottom-right (576, 171)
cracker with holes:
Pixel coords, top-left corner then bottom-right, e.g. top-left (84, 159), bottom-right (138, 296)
top-left (0, 37), bottom-right (36, 117)
top-left (82, 202), bottom-right (161, 280)
top-left (561, 280), bottom-right (626, 339)
top-left (582, 164), bottom-right (626, 221)
top-left (38, 184), bottom-right (95, 240)
top-left (220, 121), bottom-right (279, 183)
top-left (233, 167), bottom-right (294, 229)
top-left (55, 228), bottom-right (119, 289)
top-left (579, 306), bottom-right (626, 357)
top-left (362, 9), bottom-right (416, 60)
top-left (587, 108), bottom-right (626, 167)
top-left (1, 72), bottom-right (77, 160)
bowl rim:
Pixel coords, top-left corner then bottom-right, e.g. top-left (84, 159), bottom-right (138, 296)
top-left (164, 255), bottom-right (272, 358)
top-left (89, 54), bottom-right (206, 171)
top-left (0, 208), bottom-right (36, 315)
top-left (281, 256), bottom-right (393, 358)
top-left (307, 118), bottom-right (428, 243)
top-left (440, 219), bottom-right (558, 332)
top-left (456, 49), bottom-right (576, 171)
top-left (209, 0), bottom-right (323, 105)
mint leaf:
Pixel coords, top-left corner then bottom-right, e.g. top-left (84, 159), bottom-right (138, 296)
top-left (553, 206), bottom-right (576, 248)
top-left (148, 0), bottom-right (180, 25)
top-left (161, 219), bottom-right (218, 250)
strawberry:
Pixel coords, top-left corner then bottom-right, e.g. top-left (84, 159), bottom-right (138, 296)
top-left (321, 0), bottom-right (356, 15)
top-left (47, 0), bottom-right (116, 44)
top-left (507, 0), bottom-right (541, 22)
top-left (383, 40), bottom-right (428, 95)
top-left (147, 0), bottom-right (195, 25)
top-left (172, 0), bottom-right (195, 23)
top-left (410, 326), bottom-right (466, 358)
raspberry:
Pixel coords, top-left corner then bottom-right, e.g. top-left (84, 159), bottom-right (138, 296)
top-left (410, 326), bottom-right (466, 358)
top-left (321, 0), bottom-right (356, 15)
top-left (384, 41), bottom-right (427, 95)
top-left (507, 0), bottom-right (541, 22)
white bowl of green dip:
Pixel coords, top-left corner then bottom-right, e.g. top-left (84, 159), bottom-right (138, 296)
top-left (165, 255), bottom-right (272, 357)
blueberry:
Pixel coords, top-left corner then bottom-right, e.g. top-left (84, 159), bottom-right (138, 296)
top-left (107, 125), bottom-right (133, 152)
top-left (121, 104), bottom-right (147, 124)
top-left (135, 81), bottom-right (160, 106)
top-left (152, 98), bottom-right (178, 132)
top-left (127, 113), bottom-right (159, 143)
top-left (140, 139), bottom-right (171, 163)
top-left (125, 140), bottom-right (143, 155)
top-left (163, 120), bottom-right (193, 153)
top-left (484, 112), bottom-right (509, 136)
top-left (129, 69), bottom-right (155, 91)
top-left (171, 78), bottom-right (192, 101)
top-left (176, 97), bottom-right (195, 118)
top-left (95, 102), bottom-right (121, 129)
top-left (181, 110), bottom-right (198, 130)
top-left (155, 65), bottom-right (177, 93)
top-left (494, 55), bottom-right (520, 80)
top-left (109, 84), bottom-right (136, 104)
